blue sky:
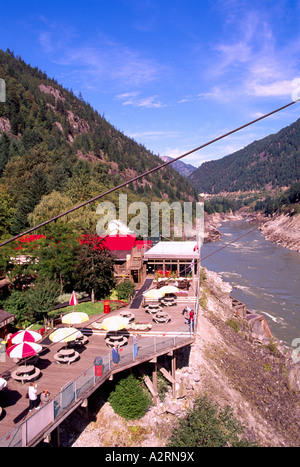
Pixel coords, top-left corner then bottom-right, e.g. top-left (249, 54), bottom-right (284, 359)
top-left (1, 0), bottom-right (300, 167)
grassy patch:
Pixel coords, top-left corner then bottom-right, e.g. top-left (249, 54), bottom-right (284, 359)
top-left (49, 300), bottom-right (124, 318)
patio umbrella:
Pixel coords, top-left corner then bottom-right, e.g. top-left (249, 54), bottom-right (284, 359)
top-left (101, 316), bottom-right (129, 332)
top-left (62, 312), bottom-right (89, 325)
top-left (0, 377), bottom-right (7, 391)
top-left (49, 328), bottom-right (83, 344)
top-left (143, 289), bottom-right (165, 300)
top-left (159, 285), bottom-right (179, 295)
top-left (7, 341), bottom-right (42, 360)
top-left (69, 291), bottom-right (78, 311)
top-left (11, 329), bottom-right (42, 344)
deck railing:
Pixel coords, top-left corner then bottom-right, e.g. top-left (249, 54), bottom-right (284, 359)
top-left (0, 325), bottom-right (195, 447)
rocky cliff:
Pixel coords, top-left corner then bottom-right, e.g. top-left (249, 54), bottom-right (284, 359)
top-left (59, 269), bottom-right (300, 447)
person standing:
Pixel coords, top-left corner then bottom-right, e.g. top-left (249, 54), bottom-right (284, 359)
top-left (132, 333), bottom-right (139, 359)
top-left (39, 389), bottom-right (50, 408)
top-left (189, 309), bottom-right (195, 332)
top-left (112, 344), bottom-right (120, 366)
top-left (28, 383), bottom-right (38, 411)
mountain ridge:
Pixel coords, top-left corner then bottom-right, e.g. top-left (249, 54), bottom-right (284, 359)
top-left (0, 49), bottom-right (198, 237)
top-left (189, 117), bottom-right (300, 193)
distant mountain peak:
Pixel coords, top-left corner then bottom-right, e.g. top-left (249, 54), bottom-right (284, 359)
top-left (160, 155), bottom-right (197, 177)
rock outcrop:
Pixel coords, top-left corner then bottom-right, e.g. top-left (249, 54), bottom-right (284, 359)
top-left (258, 213), bottom-right (300, 252)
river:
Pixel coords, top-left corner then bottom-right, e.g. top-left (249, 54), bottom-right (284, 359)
top-left (201, 220), bottom-right (300, 347)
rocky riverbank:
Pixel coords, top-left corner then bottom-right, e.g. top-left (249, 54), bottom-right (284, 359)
top-left (59, 269), bottom-right (300, 448)
top-left (205, 208), bottom-right (300, 253)
top-left (255, 212), bottom-right (300, 252)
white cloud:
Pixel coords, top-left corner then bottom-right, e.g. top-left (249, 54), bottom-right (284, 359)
top-left (38, 25), bottom-right (161, 88)
top-left (116, 92), bottom-right (165, 108)
top-left (202, 5), bottom-right (300, 103)
top-left (128, 130), bottom-right (180, 140)
top-left (247, 79), bottom-right (294, 98)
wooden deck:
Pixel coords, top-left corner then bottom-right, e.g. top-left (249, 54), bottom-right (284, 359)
top-left (0, 279), bottom-right (198, 444)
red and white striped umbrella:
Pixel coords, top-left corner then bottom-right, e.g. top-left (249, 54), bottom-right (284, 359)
top-left (69, 291), bottom-right (78, 307)
top-left (7, 342), bottom-right (42, 359)
top-left (11, 329), bottom-right (41, 344)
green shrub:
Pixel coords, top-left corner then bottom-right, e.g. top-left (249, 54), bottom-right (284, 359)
top-left (226, 318), bottom-right (240, 332)
top-left (167, 395), bottom-right (256, 447)
top-left (108, 374), bottom-right (152, 420)
top-left (116, 280), bottom-right (135, 301)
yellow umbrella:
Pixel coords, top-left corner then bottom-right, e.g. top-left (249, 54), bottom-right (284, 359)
top-left (159, 285), bottom-right (179, 295)
top-left (143, 289), bottom-right (165, 299)
top-left (49, 328), bottom-right (83, 344)
top-left (62, 312), bottom-right (89, 325)
top-left (101, 316), bottom-right (129, 332)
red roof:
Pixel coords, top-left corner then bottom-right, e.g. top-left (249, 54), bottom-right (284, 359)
top-left (101, 235), bottom-right (137, 251)
top-left (14, 234), bottom-right (151, 253)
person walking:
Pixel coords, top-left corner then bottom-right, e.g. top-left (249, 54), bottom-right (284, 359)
top-left (132, 333), bottom-right (139, 359)
top-left (28, 383), bottom-right (38, 411)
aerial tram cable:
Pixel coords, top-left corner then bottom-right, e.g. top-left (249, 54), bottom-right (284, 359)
top-left (0, 100), bottom-right (298, 248)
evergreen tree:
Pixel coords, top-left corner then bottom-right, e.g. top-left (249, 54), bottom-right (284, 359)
top-left (108, 374), bottom-right (152, 420)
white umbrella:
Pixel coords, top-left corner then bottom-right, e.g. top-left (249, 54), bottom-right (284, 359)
top-left (49, 328), bottom-right (83, 344)
top-left (11, 329), bottom-right (42, 344)
top-left (62, 312), bottom-right (89, 325)
top-left (101, 316), bottom-right (129, 332)
top-left (0, 377), bottom-right (7, 391)
top-left (143, 289), bottom-right (165, 300)
top-left (159, 285), bottom-right (179, 295)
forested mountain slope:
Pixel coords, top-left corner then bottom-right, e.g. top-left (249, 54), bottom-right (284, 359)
top-left (0, 49), bottom-right (197, 238)
top-left (189, 118), bottom-right (300, 193)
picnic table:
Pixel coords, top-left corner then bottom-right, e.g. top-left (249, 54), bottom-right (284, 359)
top-left (11, 364), bottom-right (41, 384)
top-left (119, 310), bottom-right (135, 322)
top-left (153, 311), bottom-right (171, 323)
top-left (161, 297), bottom-right (177, 306)
top-left (105, 333), bottom-right (129, 348)
top-left (145, 304), bottom-right (163, 314)
top-left (54, 348), bottom-right (80, 365)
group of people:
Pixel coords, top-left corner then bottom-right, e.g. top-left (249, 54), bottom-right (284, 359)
top-left (112, 333), bottom-right (140, 366)
top-left (182, 306), bottom-right (195, 331)
top-left (27, 383), bottom-right (50, 411)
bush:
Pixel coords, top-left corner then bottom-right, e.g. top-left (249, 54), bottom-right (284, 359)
top-left (226, 318), bottom-right (240, 332)
top-left (167, 395), bottom-right (256, 447)
top-left (108, 374), bottom-right (152, 420)
top-left (116, 280), bottom-right (135, 301)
